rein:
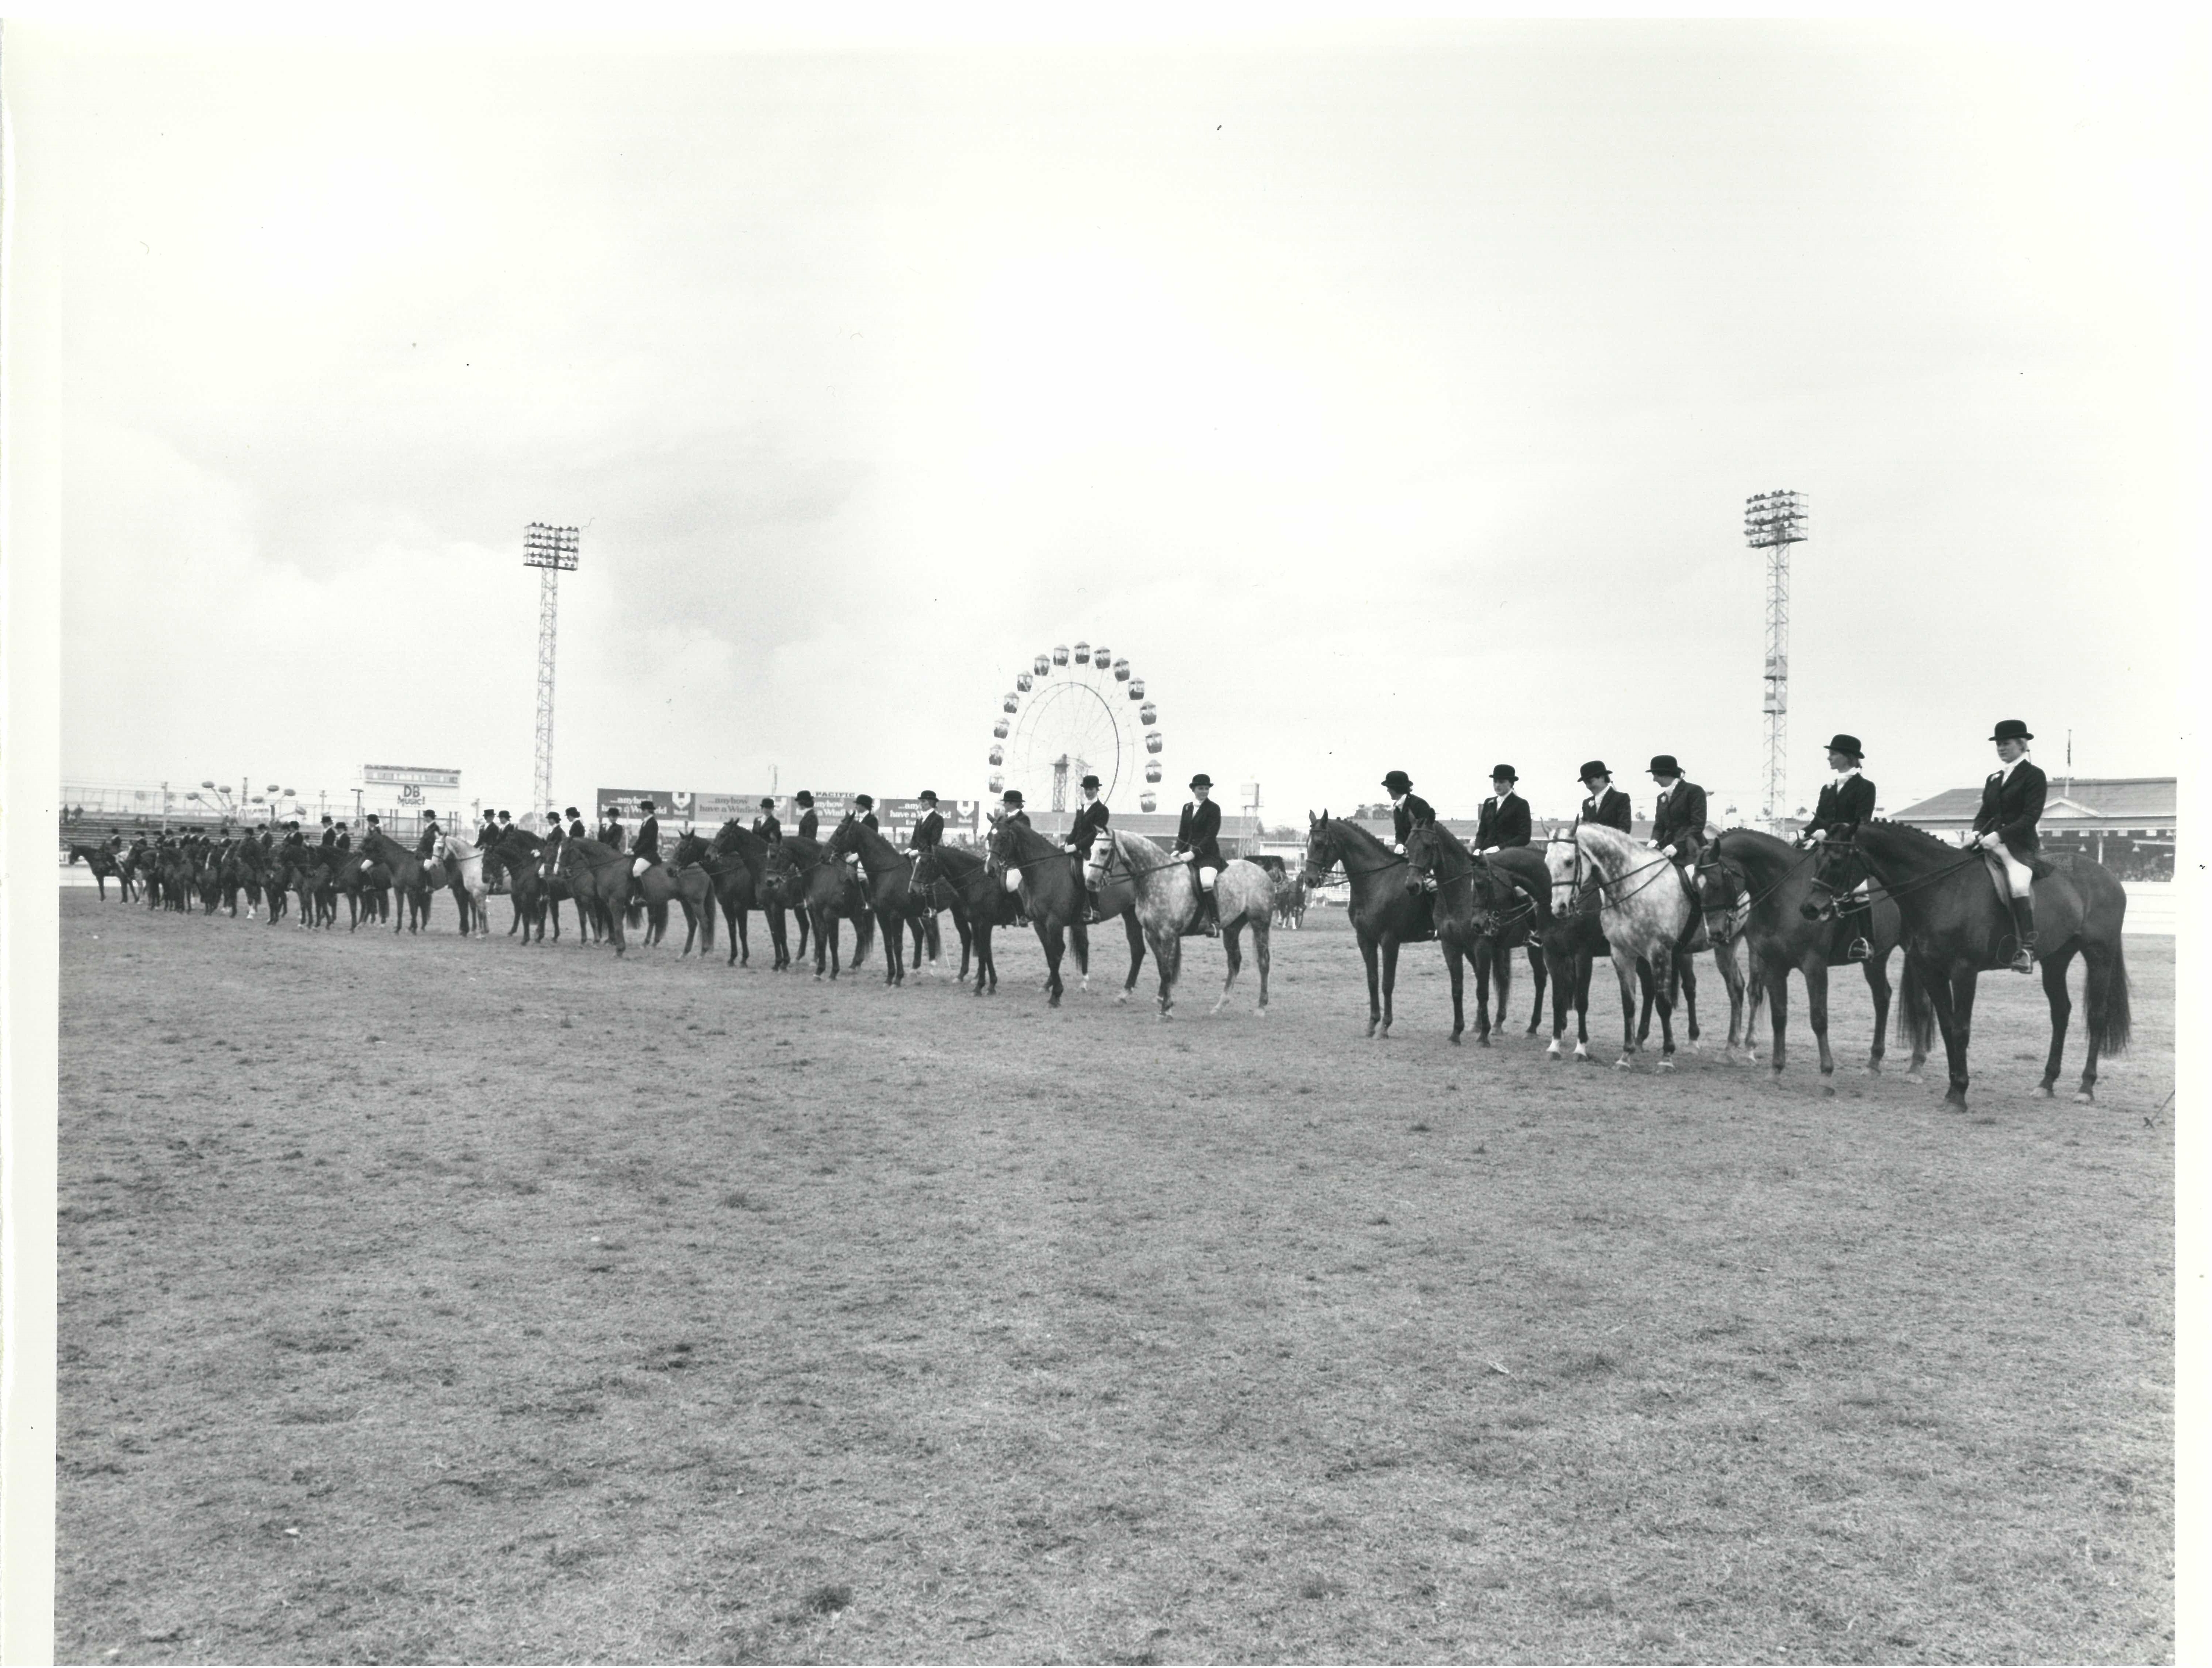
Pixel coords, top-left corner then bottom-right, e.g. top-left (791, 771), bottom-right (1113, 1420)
top-left (1810, 839), bottom-right (1987, 911)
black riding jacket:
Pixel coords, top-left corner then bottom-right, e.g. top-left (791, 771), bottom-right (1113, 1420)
top-left (1068, 799), bottom-right (1109, 855)
top-left (1973, 760), bottom-right (2047, 858)
top-left (1807, 773), bottom-right (1876, 843)
top-left (1474, 793), bottom-right (1531, 850)
top-left (1176, 799), bottom-right (1224, 869)
top-left (1579, 788), bottom-right (1633, 833)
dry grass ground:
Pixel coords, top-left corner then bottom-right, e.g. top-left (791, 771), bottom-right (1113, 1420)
top-left (56, 891), bottom-right (2172, 1664)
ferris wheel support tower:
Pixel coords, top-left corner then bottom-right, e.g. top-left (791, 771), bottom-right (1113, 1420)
top-left (1744, 491), bottom-right (1807, 834)
top-left (522, 523), bottom-right (581, 817)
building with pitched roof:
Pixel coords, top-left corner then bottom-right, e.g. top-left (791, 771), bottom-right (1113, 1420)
top-left (1889, 777), bottom-right (2174, 880)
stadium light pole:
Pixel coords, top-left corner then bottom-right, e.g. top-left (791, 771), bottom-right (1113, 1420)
top-left (1744, 490), bottom-right (1808, 835)
top-left (522, 523), bottom-right (582, 819)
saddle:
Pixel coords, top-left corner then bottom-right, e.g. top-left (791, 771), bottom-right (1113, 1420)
top-left (1982, 848), bottom-right (2057, 907)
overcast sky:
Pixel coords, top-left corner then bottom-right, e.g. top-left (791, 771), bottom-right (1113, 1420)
top-left (21, 17), bottom-right (2198, 825)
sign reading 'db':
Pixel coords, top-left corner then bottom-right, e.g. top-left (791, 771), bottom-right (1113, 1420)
top-left (364, 764), bottom-right (462, 789)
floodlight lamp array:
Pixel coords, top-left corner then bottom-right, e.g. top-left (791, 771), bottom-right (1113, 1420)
top-left (1743, 490), bottom-right (1807, 547)
top-left (523, 522), bottom-right (582, 570)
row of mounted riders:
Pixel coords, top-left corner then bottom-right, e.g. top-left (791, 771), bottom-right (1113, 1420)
top-left (66, 804), bottom-right (1306, 1018)
top-left (65, 722), bottom-right (2133, 1104)
top-left (1305, 728), bottom-right (2129, 1112)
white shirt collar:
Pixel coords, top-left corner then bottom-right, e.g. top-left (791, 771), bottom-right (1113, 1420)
top-left (1833, 766), bottom-right (1860, 782)
top-left (1998, 750), bottom-right (2029, 781)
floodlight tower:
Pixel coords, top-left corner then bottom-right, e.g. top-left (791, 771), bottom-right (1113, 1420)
top-left (1743, 490), bottom-right (1808, 834)
top-left (522, 523), bottom-right (581, 817)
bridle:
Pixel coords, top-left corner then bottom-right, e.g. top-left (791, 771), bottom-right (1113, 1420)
top-left (1803, 835), bottom-right (1983, 917)
top-left (1301, 816), bottom-right (1407, 889)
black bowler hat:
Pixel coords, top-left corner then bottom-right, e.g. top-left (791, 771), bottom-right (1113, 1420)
top-left (1079, 774), bottom-right (1101, 790)
top-left (1825, 734), bottom-right (1864, 760)
top-left (1579, 761), bottom-right (1609, 782)
top-left (367, 814), bottom-right (381, 824)
top-left (1002, 789), bottom-right (1025, 806)
top-left (1189, 773), bottom-right (1214, 789)
top-left (855, 794), bottom-right (874, 810)
top-left (321, 814), bottom-right (333, 825)
top-left (564, 807), bottom-right (579, 818)
top-left (919, 790), bottom-right (938, 804)
top-left (796, 790), bottom-right (814, 807)
top-left (1649, 755), bottom-right (1682, 777)
top-left (1381, 769), bottom-right (1412, 793)
top-left (1490, 764), bottom-right (1517, 782)
top-left (759, 797), bottom-right (775, 810)
top-left (499, 810), bottom-right (511, 820)
top-left (639, 799), bottom-right (655, 812)
top-left (1990, 719), bottom-right (2033, 743)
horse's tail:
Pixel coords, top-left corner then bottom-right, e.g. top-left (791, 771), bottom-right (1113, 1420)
top-left (1898, 954), bottom-right (1935, 1058)
top-left (2090, 937), bottom-right (2132, 1059)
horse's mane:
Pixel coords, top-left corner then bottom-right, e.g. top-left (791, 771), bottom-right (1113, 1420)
top-left (993, 817), bottom-right (1060, 860)
top-left (1712, 825), bottom-right (1798, 873)
top-left (927, 842), bottom-right (986, 876)
top-left (1857, 818), bottom-right (1962, 858)
top-left (1573, 821), bottom-right (1644, 863)
top-left (1313, 813), bottom-right (1389, 854)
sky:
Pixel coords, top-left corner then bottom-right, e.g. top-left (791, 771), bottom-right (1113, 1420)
top-left (19, 15), bottom-right (2201, 826)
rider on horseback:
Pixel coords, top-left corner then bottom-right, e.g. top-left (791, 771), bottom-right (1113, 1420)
top-left (1977, 719), bottom-right (2047, 973)
top-left (631, 800), bottom-right (662, 879)
top-left (1474, 765), bottom-right (1530, 854)
top-left (1064, 775), bottom-right (1109, 858)
top-left (1645, 755), bottom-right (1708, 890)
top-left (1382, 771), bottom-right (1433, 854)
top-left (1801, 733), bottom-right (1878, 961)
top-left (754, 797), bottom-right (783, 843)
top-left (413, 813), bottom-right (438, 861)
top-left (1175, 774), bottom-right (1225, 938)
top-left (794, 791), bottom-right (818, 842)
top-left (1578, 763), bottom-right (1633, 833)
top-left (909, 791), bottom-right (945, 857)
top-left (1000, 789), bottom-right (1032, 923)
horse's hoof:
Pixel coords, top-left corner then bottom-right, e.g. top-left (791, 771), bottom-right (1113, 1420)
top-left (2037, 1083), bottom-right (2056, 1099)
top-left (1256, 1005), bottom-right (1269, 1017)
top-left (1614, 1058), bottom-right (1633, 1072)
top-left (1546, 1044), bottom-right (1560, 1059)
top-left (1820, 1079), bottom-right (1837, 1098)
top-left (1115, 991), bottom-right (1130, 1005)
top-left (1450, 1034), bottom-right (1462, 1046)
top-left (1573, 1046), bottom-right (1589, 1062)
top-left (2073, 1090), bottom-right (2094, 1105)
top-left (1863, 1062), bottom-right (1882, 1076)
top-left (1904, 1071), bottom-right (1924, 1085)
top-left (1657, 1058), bottom-right (1675, 1073)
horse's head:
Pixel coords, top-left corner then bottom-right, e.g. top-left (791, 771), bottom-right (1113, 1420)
top-left (985, 813), bottom-right (1016, 872)
top-left (1543, 831), bottom-right (1587, 914)
top-left (1803, 836), bottom-right (1862, 921)
top-left (1082, 831), bottom-right (1116, 894)
top-left (1301, 811), bottom-right (1338, 889)
top-left (825, 815), bottom-right (860, 855)
top-left (1694, 842), bottom-right (1750, 939)
top-left (672, 832), bottom-right (707, 867)
top-left (1402, 817), bottom-right (1443, 895)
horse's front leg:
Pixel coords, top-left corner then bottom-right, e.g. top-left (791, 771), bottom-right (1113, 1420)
top-left (1861, 950), bottom-right (1891, 1074)
top-left (1359, 931), bottom-right (1382, 1037)
top-left (1379, 936), bottom-right (1401, 1038)
top-left (1804, 955), bottom-right (1836, 1092)
top-left (1612, 956), bottom-right (1642, 1068)
top-left (1119, 910), bottom-right (1144, 1004)
top-left (1211, 919), bottom-right (1243, 1015)
top-left (1945, 965), bottom-right (1979, 1108)
top-left (1042, 924), bottom-right (1065, 1008)
top-left (1445, 939), bottom-right (1467, 1045)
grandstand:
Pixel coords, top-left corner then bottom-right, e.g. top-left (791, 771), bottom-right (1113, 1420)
top-left (1890, 777), bottom-right (2175, 882)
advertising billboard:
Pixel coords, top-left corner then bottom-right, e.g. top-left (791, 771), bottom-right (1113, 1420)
top-left (364, 764), bottom-right (462, 789)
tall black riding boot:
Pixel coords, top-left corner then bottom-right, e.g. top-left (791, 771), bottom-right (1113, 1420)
top-left (2007, 896), bottom-right (2037, 974)
top-left (1200, 885), bottom-right (1220, 937)
top-left (1844, 901), bottom-right (1872, 962)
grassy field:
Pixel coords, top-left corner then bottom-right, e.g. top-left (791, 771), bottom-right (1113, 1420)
top-left (56, 890), bottom-right (2173, 1664)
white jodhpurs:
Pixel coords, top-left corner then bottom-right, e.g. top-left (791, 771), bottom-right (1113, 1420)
top-left (1198, 866), bottom-right (1219, 893)
top-left (1995, 846), bottom-right (2035, 899)
top-left (1003, 868), bottom-right (1024, 894)
top-left (632, 857), bottom-right (653, 878)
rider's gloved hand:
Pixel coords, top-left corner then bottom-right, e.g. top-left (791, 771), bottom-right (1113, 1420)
top-left (1661, 844), bottom-right (1676, 858)
top-left (1391, 843), bottom-right (1405, 854)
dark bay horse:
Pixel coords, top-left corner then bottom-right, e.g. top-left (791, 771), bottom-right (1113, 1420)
top-left (826, 817), bottom-right (919, 986)
top-left (763, 836), bottom-right (874, 979)
top-left (1403, 820), bottom-right (1550, 1045)
top-left (695, 823), bottom-right (802, 969)
top-left (1698, 827), bottom-right (1918, 1091)
top-left (67, 842), bottom-right (124, 900)
top-left (358, 830), bottom-right (442, 934)
top-left (485, 828), bottom-right (551, 941)
top-left (914, 844), bottom-right (1013, 994)
top-left (553, 836), bottom-right (637, 956)
top-left (630, 855), bottom-right (718, 955)
top-left (1301, 812), bottom-right (1427, 1038)
top-left (986, 815), bottom-right (1091, 1006)
top-left (1810, 821), bottom-right (2130, 1107)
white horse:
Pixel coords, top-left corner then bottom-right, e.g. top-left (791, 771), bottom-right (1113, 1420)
top-left (438, 832), bottom-right (493, 939)
top-left (1570, 822), bottom-right (1701, 1070)
top-left (1083, 828), bottom-right (1276, 1019)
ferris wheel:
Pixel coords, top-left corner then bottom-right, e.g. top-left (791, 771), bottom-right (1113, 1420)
top-left (988, 640), bottom-right (1164, 814)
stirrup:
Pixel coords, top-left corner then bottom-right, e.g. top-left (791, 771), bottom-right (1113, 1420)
top-left (1846, 936), bottom-right (1870, 962)
top-left (2010, 939), bottom-right (2036, 973)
